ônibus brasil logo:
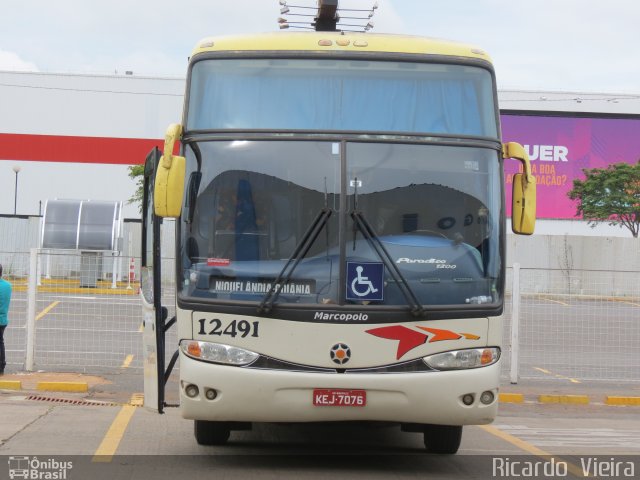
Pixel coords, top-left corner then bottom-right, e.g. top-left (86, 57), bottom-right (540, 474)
top-left (8, 456), bottom-right (73, 480)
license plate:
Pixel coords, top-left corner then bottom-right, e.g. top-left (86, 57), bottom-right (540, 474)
top-left (313, 389), bottom-right (366, 407)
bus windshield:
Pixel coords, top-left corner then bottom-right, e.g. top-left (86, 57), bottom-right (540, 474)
top-left (179, 140), bottom-right (503, 310)
top-left (186, 58), bottom-right (497, 137)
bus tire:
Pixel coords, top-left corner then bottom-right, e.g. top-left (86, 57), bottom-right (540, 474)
top-left (423, 424), bottom-right (462, 454)
top-left (194, 420), bottom-right (231, 445)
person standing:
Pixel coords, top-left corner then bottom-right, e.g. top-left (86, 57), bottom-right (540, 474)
top-left (0, 263), bottom-right (12, 375)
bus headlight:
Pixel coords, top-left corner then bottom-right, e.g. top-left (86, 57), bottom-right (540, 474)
top-left (423, 347), bottom-right (500, 370)
top-left (180, 340), bottom-right (259, 366)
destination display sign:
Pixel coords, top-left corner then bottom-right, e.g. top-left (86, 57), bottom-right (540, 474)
top-left (211, 278), bottom-right (316, 295)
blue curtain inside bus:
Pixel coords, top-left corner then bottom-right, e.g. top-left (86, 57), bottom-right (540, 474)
top-left (187, 60), bottom-right (497, 137)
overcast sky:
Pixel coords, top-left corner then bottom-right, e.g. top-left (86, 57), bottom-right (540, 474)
top-left (1, 0), bottom-right (639, 94)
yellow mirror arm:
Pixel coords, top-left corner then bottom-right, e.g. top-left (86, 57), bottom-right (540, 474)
top-left (502, 142), bottom-right (534, 183)
top-left (161, 123), bottom-right (182, 169)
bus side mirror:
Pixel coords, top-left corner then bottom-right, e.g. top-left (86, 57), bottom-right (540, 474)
top-left (503, 142), bottom-right (536, 235)
top-left (155, 123), bottom-right (186, 218)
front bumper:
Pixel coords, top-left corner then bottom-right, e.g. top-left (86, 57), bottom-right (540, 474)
top-left (178, 351), bottom-right (500, 425)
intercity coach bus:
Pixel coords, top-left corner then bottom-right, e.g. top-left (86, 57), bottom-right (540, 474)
top-left (141, 30), bottom-right (536, 454)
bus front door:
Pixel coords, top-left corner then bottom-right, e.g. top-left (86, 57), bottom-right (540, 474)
top-left (140, 147), bottom-right (167, 413)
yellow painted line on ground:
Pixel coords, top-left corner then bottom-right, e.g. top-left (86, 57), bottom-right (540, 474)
top-left (121, 354), bottom-right (134, 369)
top-left (533, 367), bottom-right (551, 374)
top-left (499, 393), bottom-right (525, 403)
top-left (35, 301), bottom-right (60, 321)
top-left (538, 296), bottom-right (570, 306)
top-left (0, 380), bottom-right (22, 390)
top-left (479, 425), bottom-right (587, 477)
top-left (538, 394), bottom-right (590, 405)
top-left (533, 366), bottom-right (581, 384)
top-left (37, 381), bottom-right (89, 393)
top-left (129, 393), bottom-right (144, 407)
top-left (553, 374), bottom-right (581, 384)
top-left (93, 394), bottom-right (140, 462)
top-left (605, 396), bottom-right (640, 406)
top-left (613, 299), bottom-right (640, 307)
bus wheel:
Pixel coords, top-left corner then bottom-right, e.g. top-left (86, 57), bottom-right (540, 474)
top-left (194, 420), bottom-right (231, 445)
top-left (423, 424), bottom-right (462, 454)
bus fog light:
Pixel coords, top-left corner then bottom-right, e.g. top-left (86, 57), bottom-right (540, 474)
top-left (480, 391), bottom-right (495, 405)
top-left (423, 347), bottom-right (500, 370)
top-left (462, 394), bottom-right (475, 406)
top-left (181, 340), bottom-right (259, 366)
top-left (185, 384), bottom-right (199, 398)
top-left (205, 388), bottom-right (218, 400)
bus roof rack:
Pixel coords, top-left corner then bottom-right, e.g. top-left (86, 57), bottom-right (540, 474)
top-left (278, 0), bottom-right (377, 32)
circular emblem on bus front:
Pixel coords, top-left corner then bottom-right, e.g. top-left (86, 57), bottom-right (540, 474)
top-left (330, 343), bottom-right (351, 365)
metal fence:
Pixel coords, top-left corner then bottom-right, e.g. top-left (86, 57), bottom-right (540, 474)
top-left (3, 249), bottom-right (176, 372)
top-left (2, 250), bottom-right (639, 383)
top-left (502, 265), bottom-right (640, 382)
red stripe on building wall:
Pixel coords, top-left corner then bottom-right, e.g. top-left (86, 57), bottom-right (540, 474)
top-left (0, 133), bottom-right (164, 165)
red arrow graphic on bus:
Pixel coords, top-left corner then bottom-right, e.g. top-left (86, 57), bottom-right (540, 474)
top-left (366, 326), bottom-right (480, 360)
top-left (366, 326), bottom-right (428, 359)
top-left (416, 327), bottom-right (463, 342)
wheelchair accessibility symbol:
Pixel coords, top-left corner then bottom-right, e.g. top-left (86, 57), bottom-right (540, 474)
top-left (346, 262), bottom-right (384, 301)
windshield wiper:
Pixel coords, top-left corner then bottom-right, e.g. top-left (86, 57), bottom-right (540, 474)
top-left (257, 207), bottom-right (333, 314)
top-left (350, 210), bottom-right (426, 318)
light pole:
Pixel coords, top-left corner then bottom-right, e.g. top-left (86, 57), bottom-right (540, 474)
top-left (12, 165), bottom-right (21, 215)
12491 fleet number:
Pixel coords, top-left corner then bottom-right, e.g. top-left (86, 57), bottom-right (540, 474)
top-left (197, 319), bottom-right (259, 338)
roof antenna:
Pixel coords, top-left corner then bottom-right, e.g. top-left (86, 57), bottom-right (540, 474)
top-left (314, 0), bottom-right (339, 31)
top-left (278, 1), bottom-right (378, 32)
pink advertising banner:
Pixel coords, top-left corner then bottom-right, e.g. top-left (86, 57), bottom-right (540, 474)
top-left (501, 114), bottom-right (640, 219)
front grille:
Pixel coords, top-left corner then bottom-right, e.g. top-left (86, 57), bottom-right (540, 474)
top-left (246, 356), bottom-right (434, 374)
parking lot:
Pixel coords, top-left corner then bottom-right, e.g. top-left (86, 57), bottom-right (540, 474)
top-left (5, 287), bottom-right (639, 381)
top-left (2, 284), bottom-right (639, 478)
top-left (1, 373), bottom-right (640, 479)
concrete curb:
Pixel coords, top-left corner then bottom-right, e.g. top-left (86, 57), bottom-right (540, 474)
top-left (10, 278), bottom-right (140, 295)
top-left (13, 285), bottom-right (138, 295)
top-left (0, 380), bottom-right (90, 392)
top-left (499, 392), bottom-right (640, 406)
top-left (498, 393), bottom-right (524, 403)
top-left (538, 394), bottom-right (590, 404)
top-left (36, 381), bottom-right (89, 393)
top-left (605, 396), bottom-right (640, 406)
top-left (0, 380), bottom-right (23, 390)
